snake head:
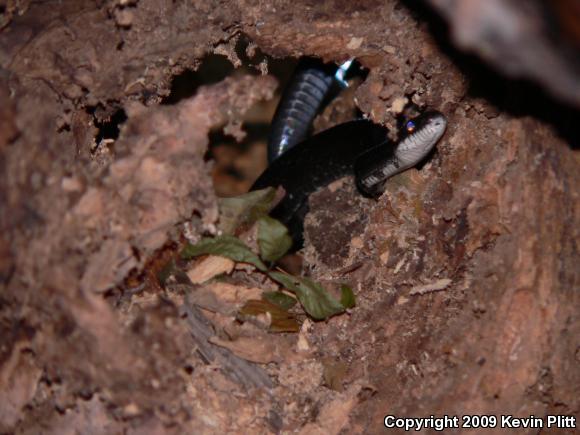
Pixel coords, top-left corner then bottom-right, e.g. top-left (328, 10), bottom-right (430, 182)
top-left (396, 111), bottom-right (447, 167)
top-left (404, 110), bottom-right (446, 136)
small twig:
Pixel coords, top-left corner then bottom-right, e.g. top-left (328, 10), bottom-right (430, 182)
top-left (409, 278), bottom-right (452, 295)
top-left (336, 261), bottom-right (364, 275)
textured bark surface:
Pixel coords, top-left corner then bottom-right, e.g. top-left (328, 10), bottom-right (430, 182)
top-left (0, 0), bottom-right (578, 433)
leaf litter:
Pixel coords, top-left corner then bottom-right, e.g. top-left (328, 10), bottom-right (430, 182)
top-left (158, 188), bottom-right (357, 369)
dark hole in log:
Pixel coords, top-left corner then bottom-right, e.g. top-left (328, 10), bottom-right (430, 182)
top-left (94, 108), bottom-right (128, 144)
top-left (165, 50), bottom-right (297, 197)
top-left (162, 54), bottom-right (236, 105)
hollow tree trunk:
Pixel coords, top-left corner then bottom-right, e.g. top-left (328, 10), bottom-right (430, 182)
top-left (0, 0), bottom-right (578, 433)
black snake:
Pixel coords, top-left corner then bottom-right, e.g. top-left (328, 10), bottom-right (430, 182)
top-left (251, 58), bottom-right (447, 247)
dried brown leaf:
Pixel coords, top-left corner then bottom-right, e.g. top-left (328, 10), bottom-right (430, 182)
top-left (239, 299), bottom-right (300, 333)
top-left (186, 255), bottom-right (235, 284)
top-left (209, 335), bottom-right (288, 364)
top-left (189, 282), bottom-right (263, 314)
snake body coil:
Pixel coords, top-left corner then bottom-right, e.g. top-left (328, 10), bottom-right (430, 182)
top-left (254, 120), bottom-right (389, 242)
top-left (253, 59), bottom-right (447, 247)
top-left (268, 58), bottom-right (350, 163)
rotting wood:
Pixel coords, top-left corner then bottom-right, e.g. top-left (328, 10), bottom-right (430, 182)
top-left (0, 0), bottom-right (578, 433)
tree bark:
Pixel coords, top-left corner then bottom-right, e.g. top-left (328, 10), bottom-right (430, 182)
top-left (0, 0), bottom-right (578, 433)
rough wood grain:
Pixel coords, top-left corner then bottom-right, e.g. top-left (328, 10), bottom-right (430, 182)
top-left (0, 0), bottom-right (577, 433)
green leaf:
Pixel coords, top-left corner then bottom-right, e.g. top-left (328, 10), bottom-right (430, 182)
top-left (239, 299), bottom-right (300, 333)
top-left (340, 285), bottom-right (356, 309)
top-left (257, 216), bottom-right (293, 262)
top-left (269, 272), bottom-right (345, 320)
top-left (181, 235), bottom-right (267, 271)
top-left (262, 291), bottom-right (297, 310)
top-left (218, 188), bottom-right (277, 234)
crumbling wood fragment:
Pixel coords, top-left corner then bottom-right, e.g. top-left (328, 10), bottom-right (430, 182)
top-left (181, 300), bottom-right (273, 390)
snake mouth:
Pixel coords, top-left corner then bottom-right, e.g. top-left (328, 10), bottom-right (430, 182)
top-left (422, 112), bottom-right (448, 144)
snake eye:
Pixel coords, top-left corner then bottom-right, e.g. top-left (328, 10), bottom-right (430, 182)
top-left (406, 120), bottom-right (416, 133)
